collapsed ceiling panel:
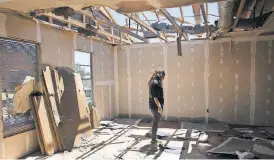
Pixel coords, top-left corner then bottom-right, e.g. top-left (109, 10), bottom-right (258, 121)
top-left (0, 0), bottom-right (225, 13)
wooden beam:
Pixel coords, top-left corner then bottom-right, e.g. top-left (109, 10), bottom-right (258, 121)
top-left (154, 10), bottom-right (160, 21)
top-left (158, 9), bottom-right (188, 40)
top-left (141, 12), bottom-right (150, 24)
top-left (200, 3), bottom-right (209, 38)
top-left (44, 13), bottom-right (85, 28)
top-left (192, 4), bottom-right (201, 25)
top-left (81, 10), bottom-right (149, 43)
top-left (97, 28), bottom-right (131, 44)
top-left (233, 0), bottom-right (247, 30)
top-left (152, 10), bottom-right (192, 25)
top-left (125, 13), bottom-right (167, 41)
top-left (179, 7), bottom-right (184, 22)
top-left (101, 7), bottom-right (133, 43)
top-left (151, 10), bottom-right (167, 42)
top-left (44, 13), bottom-right (131, 44)
top-left (141, 12), bottom-right (167, 42)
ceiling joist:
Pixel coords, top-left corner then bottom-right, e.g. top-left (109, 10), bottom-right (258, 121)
top-left (158, 9), bottom-right (188, 40)
top-left (233, 0), bottom-right (247, 30)
top-left (43, 13), bottom-right (131, 44)
top-left (125, 13), bottom-right (167, 42)
top-left (100, 6), bottom-right (133, 43)
top-left (81, 10), bottom-right (149, 43)
top-left (200, 3), bottom-right (209, 38)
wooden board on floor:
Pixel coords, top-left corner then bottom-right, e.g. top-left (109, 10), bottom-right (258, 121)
top-left (32, 95), bottom-right (58, 155)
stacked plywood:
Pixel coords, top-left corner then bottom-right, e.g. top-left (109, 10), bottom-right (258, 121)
top-left (31, 66), bottom-right (94, 155)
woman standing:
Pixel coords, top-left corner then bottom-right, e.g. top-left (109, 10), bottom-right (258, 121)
top-left (148, 68), bottom-right (165, 147)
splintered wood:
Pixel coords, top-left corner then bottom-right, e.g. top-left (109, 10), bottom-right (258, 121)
top-left (31, 66), bottom-right (94, 155)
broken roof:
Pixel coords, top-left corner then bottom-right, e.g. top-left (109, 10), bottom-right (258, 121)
top-left (0, 0), bottom-right (274, 45)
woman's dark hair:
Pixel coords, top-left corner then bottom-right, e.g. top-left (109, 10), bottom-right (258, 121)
top-left (148, 68), bottom-right (165, 86)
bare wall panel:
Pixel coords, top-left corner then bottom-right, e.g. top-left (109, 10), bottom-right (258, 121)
top-left (130, 46), bottom-right (164, 117)
top-left (40, 24), bottom-right (74, 68)
top-left (167, 44), bottom-right (205, 121)
top-left (117, 47), bottom-right (128, 116)
top-left (208, 41), bottom-right (251, 125)
top-left (255, 40), bottom-right (274, 126)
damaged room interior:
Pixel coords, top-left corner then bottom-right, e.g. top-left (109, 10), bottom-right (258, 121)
top-left (0, 0), bottom-right (274, 159)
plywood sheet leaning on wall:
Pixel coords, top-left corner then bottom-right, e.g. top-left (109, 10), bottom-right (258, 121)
top-left (43, 66), bottom-right (61, 126)
top-left (42, 66), bottom-right (64, 151)
top-left (32, 94), bottom-right (58, 155)
top-left (29, 88), bottom-right (46, 155)
top-left (56, 67), bottom-right (93, 150)
top-left (13, 77), bottom-right (35, 114)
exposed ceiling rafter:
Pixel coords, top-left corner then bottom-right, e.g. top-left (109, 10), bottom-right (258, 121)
top-left (152, 10), bottom-right (167, 41)
top-left (43, 12), bottom-right (131, 44)
top-left (124, 13), bottom-right (167, 42)
top-left (100, 6), bottom-right (134, 43)
top-left (232, 0), bottom-right (247, 30)
top-left (200, 3), bottom-right (209, 38)
top-left (81, 10), bottom-right (149, 43)
top-left (158, 9), bottom-right (188, 40)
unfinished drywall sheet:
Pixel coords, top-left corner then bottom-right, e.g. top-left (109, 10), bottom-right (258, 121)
top-left (5, 15), bottom-right (37, 42)
top-left (40, 24), bottom-right (74, 68)
top-left (93, 85), bottom-right (113, 120)
top-left (93, 40), bottom-right (114, 82)
top-left (92, 40), bottom-right (115, 120)
top-left (130, 45), bottom-right (164, 117)
top-left (117, 47), bottom-right (128, 116)
top-left (254, 40), bottom-right (274, 126)
top-left (0, 14), bottom-right (7, 37)
top-left (75, 35), bottom-right (92, 52)
top-left (208, 41), bottom-right (251, 124)
top-left (0, 130), bottom-right (39, 159)
top-left (167, 43), bottom-right (205, 120)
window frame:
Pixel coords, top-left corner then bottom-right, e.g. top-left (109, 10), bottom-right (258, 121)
top-left (74, 50), bottom-right (94, 107)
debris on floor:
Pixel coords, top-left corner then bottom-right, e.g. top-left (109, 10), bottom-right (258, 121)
top-left (23, 119), bottom-right (274, 159)
top-left (236, 151), bottom-right (255, 159)
top-left (181, 122), bottom-right (229, 133)
top-left (198, 132), bottom-right (208, 142)
top-left (206, 137), bottom-right (256, 154)
top-left (252, 142), bottom-right (274, 159)
top-left (145, 130), bottom-right (170, 139)
top-left (113, 118), bottom-right (142, 126)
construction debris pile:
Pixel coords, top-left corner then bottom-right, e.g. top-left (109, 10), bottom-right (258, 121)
top-left (206, 126), bottom-right (274, 159)
top-left (30, 66), bottom-right (99, 156)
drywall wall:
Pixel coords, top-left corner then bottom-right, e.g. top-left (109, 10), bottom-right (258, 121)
top-left (0, 14), bottom-right (115, 159)
top-left (254, 40), bottom-right (274, 126)
top-left (117, 37), bottom-right (274, 126)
